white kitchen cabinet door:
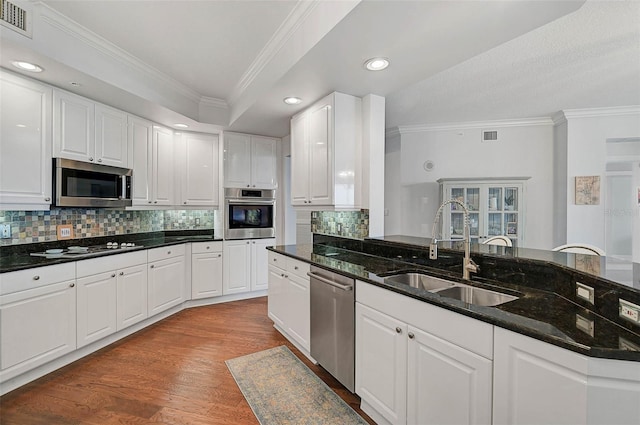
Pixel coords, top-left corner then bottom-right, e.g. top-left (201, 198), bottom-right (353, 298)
top-left (308, 102), bottom-right (332, 205)
top-left (0, 280), bottom-right (76, 381)
top-left (407, 325), bottom-right (492, 425)
top-left (152, 125), bottom-right (175, 206)
top-left (191, 251), bottom-right (223, 299)
top-left (493, 327), bottom-right (588, 425)
top-left (148, 256), bottom-right (185, 316)
top-left (290, 112), bottom-right (310, 205)
top-left (224, 132), bottom-right (252, 188)
top-left (0, 71), bottom-right (52, 207)
top-left (250, 136), bottom-right (277, 189)
top-left (129, 115), bottom-right (153, 206)
top-left (223, 240), bottom-right (251, 295)
top-left (95, 104), bottom-right (128, 167)
top-left (267, 264), bottom-right (288, 328)
top-left (355, 302), bottom-right (408, 425)
top-left (116, 263), bottom-right (148, 331)
top-left (180, 132), bottom-right (219, 207)
top-left (284, 273), bottom-right (310, 351)
top-left (251, 238), bottom-right (274, 291)
top-left (77, 271), bottom-right (117, 348)
top-left (53, 89), bottom-right (94, 162)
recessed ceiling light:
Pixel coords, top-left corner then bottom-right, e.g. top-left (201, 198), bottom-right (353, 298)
top-left (174, 123), bottom-right (189, 129)
top-left (283, 97), bottom-right (302, 105)
top-left (12, 61), bottom-right (43, 72)
top-left (364, 57), bottom-right (389, 71)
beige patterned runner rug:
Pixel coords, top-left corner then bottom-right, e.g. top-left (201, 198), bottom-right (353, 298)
top-left (225, 345), bottom-right (367, 425)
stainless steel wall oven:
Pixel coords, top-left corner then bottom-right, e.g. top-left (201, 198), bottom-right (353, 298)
top-left (224, 188), bottom-right (275, 240)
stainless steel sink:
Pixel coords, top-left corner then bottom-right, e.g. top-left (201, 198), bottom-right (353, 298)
top-left (383, 273), bottom-right (458, 291)
top-left (383, 272), bottom-right (519, 306)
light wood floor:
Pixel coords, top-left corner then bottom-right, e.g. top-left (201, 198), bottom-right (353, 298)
top-left (0, 297), bottom-right (374, 425)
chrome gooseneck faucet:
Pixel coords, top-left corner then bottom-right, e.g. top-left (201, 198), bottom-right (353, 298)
top-left (430, 199), bottom-right (479, 280)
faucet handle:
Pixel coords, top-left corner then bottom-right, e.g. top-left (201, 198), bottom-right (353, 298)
top-left (466, 258), bottom-right (480, 274)
top-left (429, 243), bottom-right (438, 260)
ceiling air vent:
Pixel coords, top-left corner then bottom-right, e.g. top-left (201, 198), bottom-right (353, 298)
top-left (1, 0), bottom-right (32, 38)
top-left (482, 130), bottom-right (499, 143)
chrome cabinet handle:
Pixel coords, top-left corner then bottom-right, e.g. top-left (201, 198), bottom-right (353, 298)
top-left (294, 266), bottom-right (298, 270)
top-left (408, 332), bottom-right (415, 339)
top-left (246, 185), bottom-right (250, 187)
top-left (111, 273), bottom-right (116, 278)
top-left (44, 197), bottom-right (51, 202)
top-left (89, 157), bottom-right (94, 162)
top-left (119, 272), bottom-right (124, 276)
top-left (206, 246), bottom-right (210, 249)
top-left (396, 327), bottom-right (402, 334)
top-left (33, 275), bottom-right (40, 280)
top-left (148, 201), bottom-right (152, 204)
top-left (154, 201), bottom-right (158, 204)
top-left (69, 283), bottom-right (75, 288)
top-left (217, 254), bottom-right (221, 257)
top-left (150, 265), bottom-right (155, 269)
top-left (97, 158), bottom-right (102, 163)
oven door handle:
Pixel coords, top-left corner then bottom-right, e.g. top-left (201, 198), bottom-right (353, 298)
top-left (307, 272), bottom-right (353, 291)
top-left (226, 200), bottom-right (274, 205)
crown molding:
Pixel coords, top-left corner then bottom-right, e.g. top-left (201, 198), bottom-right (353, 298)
top-left (561, 105), bottom-right (640, 119)
top-left (38, 2), bottom-right (202, 103)
top-left (397, 117), bottom-right (554, 134)
top-left (200, 96), bottom-right (228, 110)
top-left (230, 0), bottom-right (320, 105)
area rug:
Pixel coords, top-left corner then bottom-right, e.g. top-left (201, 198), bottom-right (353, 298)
top-left (225, 346), bottom-right (368, 425)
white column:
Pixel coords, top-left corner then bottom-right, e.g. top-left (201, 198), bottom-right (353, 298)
top-left (362, 94), bottom-right (386, 237)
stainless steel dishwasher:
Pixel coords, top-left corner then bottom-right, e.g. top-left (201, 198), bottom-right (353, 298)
top-left (308, 265), bottom-right (355, 393)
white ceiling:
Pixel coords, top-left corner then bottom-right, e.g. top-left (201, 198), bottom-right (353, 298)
top-left (2, 0), bottom-right (637, 137)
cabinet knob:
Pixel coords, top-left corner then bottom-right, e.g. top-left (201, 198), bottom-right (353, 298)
top-left (148, 201), bottom-right (152, 204)
top-left (217, 254), bottom-right (221, 257)
top-left (150, 265), bottom-right (155, 269)
top-left (111, 273), bottom-right (116, 278)
top-left (252, 241), bottom-right (255, 244)
top-left (395, 327), bottom-right (402, 334)
top-left (119, 272), bottom-right (124, 276)
top-left (97, 158), bottom-right (102, 163)
top-left (184, 202), bottom-right (187, 205)
top-left (206, 246), bottom-right (210, 249)
top-left (33, 275), bottom-right (40, 280)
top-left (154, 201), bottom-right (158, 204)
top-left (294, 266), bottom-right (298, 270)
top-left (246, 185), bottom-right (250, 187)
top-left (168, 251), bottom-right (171, 255)
top-left (44, 197), bottom-right (51, 202)
top-left (408, 332), bottom-right (415, 339)
top-left (69, 283), bottom-right (75, 288)
top-left (281, 273), bottom-right (285, 277)
top-left (89, 157), bottom-right (94, 162)
top-left (246, 241), bottom-right (250, 244)
top-left (252, 185), bottom-right (256, 187)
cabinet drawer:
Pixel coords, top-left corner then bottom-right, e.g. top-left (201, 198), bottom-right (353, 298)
top-left (268, 251), bottom-right (286, 270)
top-left (287, 257), bottom-right (310, 279)
top-left (76, 250), bottom-right (147, 278)
top-left (147, 244), bottom-right (185, 262)
top-left (191, 241), bottom-right (222, 254)
top-left (1, 262), bottom-right (76, 295)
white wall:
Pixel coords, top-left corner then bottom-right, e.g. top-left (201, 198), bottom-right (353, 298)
top-left (387, 120), bottom-right (555, 249)
top-left (564, 109), bottom-right (640, 252)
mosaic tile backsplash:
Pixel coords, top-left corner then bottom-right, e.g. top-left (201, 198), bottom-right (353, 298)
top-left (0, 209), bottom-right (216, 246)
top-left (311, 210), bottom-right (369, 239)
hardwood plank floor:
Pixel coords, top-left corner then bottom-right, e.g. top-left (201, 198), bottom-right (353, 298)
top-left (0, 297), bottom-right (375, 425)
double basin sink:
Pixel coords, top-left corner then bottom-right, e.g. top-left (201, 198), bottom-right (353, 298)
top-left (383, 272), bottom-right (519, 307)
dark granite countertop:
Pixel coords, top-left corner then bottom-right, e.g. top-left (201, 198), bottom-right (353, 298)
top-left (0, 230), bottom-right (221, 273)
top-left (268, 236), bottom-right (640, 362)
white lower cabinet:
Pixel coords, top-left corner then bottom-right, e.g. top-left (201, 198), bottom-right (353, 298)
top-left (148, 245), bottom-right (186, 316)
top-left (116, 263), bottom-right (148, 330)
top-left (267, 252), bottom-right (311, 352)
top-left (77, 271), bottom-right (117, 348)
top-left (356, 281), bottom-right (493, 425)
top-left (191, 241), bottom-right (223, 299)
top-left (0, 263), bottom-right (76, 382)
top-left (223, 238), bottom-right (275, 295)
top-left (76, 250), bottom-right (148, 347)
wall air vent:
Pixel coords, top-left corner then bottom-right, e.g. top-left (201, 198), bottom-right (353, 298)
top-left (1, 0), bottom-right (32, 38)
top-left (482, 130), bottom-right (499, 143)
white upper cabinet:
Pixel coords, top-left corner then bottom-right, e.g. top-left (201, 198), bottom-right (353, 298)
top-left (178, 132), bottom-right (220, 207)
top-left (152, 125), bottom-right (175, 206)
top-left (0, 70), bottom-right (53, 208)
top-left (224, 132), bottom-right (277, 189)
top-left (290, 92), bottom-right (361, 209)
top-left (54, 89), bottom-right (128, 167)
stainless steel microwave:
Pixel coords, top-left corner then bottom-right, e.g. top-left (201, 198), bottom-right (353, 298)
top-left (53, 158), bottom-right (133, 208)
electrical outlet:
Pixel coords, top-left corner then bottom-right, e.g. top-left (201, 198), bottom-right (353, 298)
top-left (337, 223), bottom-right (342, 234)
top-left (576, 282), bottom-right (595, 304)
top-left (575, 314), bottom-right (594, 337)
top-left (0, 224), bottom-right (11, 239)
top-left (195, 218), bottom-right (200, 226)
top-left (429, 243), bottom-right (438, 260)
top-left (619, 299), bottom-right (640, 324)
top-left (57, 224), bottom-right (73, 240)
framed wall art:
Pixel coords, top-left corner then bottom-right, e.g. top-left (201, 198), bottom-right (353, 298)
top-left (575, 176), bottom-right (600, 205)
